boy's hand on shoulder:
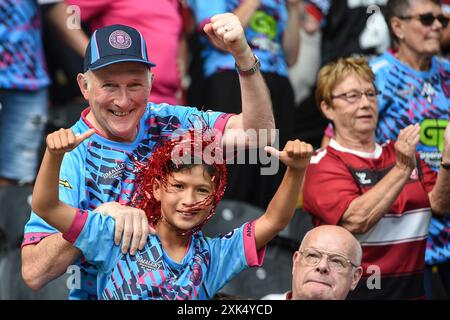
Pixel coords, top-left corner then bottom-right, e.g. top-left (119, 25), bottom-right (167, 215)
top-left (46, 128), bottom-right (95, 155)
top-left (265, 139), bottom-right (313, 170)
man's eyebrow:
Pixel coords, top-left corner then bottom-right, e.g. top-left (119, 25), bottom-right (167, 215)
top-left (309, 247), bottom-right (349, 258)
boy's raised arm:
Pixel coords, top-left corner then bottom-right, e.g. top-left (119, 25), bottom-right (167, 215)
top-left (254, 140), bottom-right (313, 250)
top-left (31, 128), bottom-right (95, 234)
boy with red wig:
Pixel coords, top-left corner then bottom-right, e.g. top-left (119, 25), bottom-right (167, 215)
top-left (32, 127), bottom-right (312, 299)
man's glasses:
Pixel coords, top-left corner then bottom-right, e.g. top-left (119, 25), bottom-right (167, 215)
top-left (399, 12), bottom-right (450, 28)
top-left (331, 89), bottom-right (378, 104)
top-left (299, 248), bottom-right (358, 271)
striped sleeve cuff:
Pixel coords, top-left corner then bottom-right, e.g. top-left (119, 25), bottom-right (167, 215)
top-left (62, 209), bottom-right (89, 244)
top-left (243, 221), bottom-right (266, 267)
top-left (213, 113), bottom-right (234, 134)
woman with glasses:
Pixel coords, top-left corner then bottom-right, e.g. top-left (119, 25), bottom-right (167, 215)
top-left (370, 0), bottom-right (450, 299)
top-left (302, 57), bottom-right (450, 299)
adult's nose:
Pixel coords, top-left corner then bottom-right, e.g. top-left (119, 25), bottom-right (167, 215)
top-left (114, 88), bottom-right (132, 108)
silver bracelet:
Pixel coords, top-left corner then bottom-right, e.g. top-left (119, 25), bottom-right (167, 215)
top-left (235, 54), bottom-right (261, 76)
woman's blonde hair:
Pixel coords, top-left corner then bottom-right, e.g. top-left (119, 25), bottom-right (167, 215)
top-left (315, 57), bottom-right (375, 113)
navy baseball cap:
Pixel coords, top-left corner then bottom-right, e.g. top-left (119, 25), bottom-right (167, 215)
top-left (84, 24), bottom-right (156, 72)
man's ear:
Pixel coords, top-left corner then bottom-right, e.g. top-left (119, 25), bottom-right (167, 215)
top-left (390, 17), bottom-right (405, 41)
top-left (350, 266), bottom-right (363, 291)
top-left (76, 73), bottom-right (90, 100)
top-left (320, 100), bottom-right (335, 121)
top-left (292, 251), bottom-right (301, 277)
top-left (153, 179), bottom-right (162, 201)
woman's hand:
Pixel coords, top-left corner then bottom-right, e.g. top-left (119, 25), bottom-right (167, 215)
top-left (394, 124), bottom-right (420, 171)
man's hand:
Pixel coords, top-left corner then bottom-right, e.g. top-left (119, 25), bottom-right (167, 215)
top-left (265, 139), bottom-right (313, 171)
top-left (46, 128), bottom-right (95, 155)
top-left (94, 202), bottom-right (155, 255)
top-left (203, 13), bottom-right (250, 58)
top-left (395, 124), bottom-right (420, 171)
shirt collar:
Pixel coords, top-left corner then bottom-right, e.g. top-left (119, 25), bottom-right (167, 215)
top-left (329, 139), bottom-right (382, 159)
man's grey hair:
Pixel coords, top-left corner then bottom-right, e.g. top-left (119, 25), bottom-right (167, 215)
top-left (82, 68), bottom-right (153, 90)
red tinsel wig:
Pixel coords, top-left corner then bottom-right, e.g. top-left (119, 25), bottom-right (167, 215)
top-left (130, 127), bottom-right (227, 236)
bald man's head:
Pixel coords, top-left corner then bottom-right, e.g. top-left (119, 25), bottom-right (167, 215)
top-left (291, 225), bottom-right (363, 300)
top-left (300, 225), bottom-right (362, 266)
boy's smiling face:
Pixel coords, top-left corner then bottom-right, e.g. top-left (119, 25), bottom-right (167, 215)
top-left (153, 165), bottom-right (215, 232)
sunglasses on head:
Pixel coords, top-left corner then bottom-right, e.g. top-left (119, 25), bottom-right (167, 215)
top-left (399, 12), bottom-right (450, 28)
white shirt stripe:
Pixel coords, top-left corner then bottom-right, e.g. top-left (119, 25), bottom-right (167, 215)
top-left (356, 208), bottom-right (431, 246)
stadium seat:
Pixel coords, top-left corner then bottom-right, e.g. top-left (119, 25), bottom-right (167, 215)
top-left (0, 186), bottom-right (33, 250)
top-left (203, 200), bottom-right (314, 299)
top-left (0, 249), bottom-right (69, 300)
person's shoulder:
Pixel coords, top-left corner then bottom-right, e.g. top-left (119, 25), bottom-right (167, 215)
top-left (309, 147), bottom-right (341, 166)
top-left (380, 140), bottom-right (396, 154)
top-left (433, 55), bottom-right (450, 68)
top-left (147, 102), bottom-right (195, 116)
top-left (307, 146), bottom-right (351, 177)
top-left (370, 51), bottom-right (394, 74)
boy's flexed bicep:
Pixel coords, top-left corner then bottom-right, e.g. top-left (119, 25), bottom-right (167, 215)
top-left (254, 140), bottom-right (313, 249)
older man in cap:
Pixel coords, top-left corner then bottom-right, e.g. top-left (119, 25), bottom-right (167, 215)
top-left (21, 13), bottom-right (274, 299)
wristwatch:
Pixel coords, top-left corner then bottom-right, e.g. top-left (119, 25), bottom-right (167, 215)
top-left (235, 54), bottom-right (261, 76)
top-left (441, 161), bottom-right (450, 170)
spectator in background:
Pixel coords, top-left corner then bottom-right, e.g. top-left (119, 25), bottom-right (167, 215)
top-left (440, 0), bottom-right (450, 55)
top-left (296, 0), bottom-right (390, 149)
top-left (303, 57), bottom-right (450, 299)
top-left (288, 225), bottom-right (363, 300)
top-left (0, 0), bottom-right (50, 187)
top-left (0, 0), bottom-right (86, 187)
top-left (370, 0), bottom-right (450, 299)
top-left (188, 0), bottom-right (301, 210)
top-left (64, 0), bottom-right (185, 105)
top-left (304, 0), bottom-right (390, 66)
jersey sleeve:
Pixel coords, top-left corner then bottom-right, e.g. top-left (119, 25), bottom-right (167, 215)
top-left (304, 0), bottom-right (330, 23)
top-left (22, 148), bottom-right (85, 248)
top-left (150, 103), bottom-right (233, 135)
top-left (63, 209), bottom-right (121, 272)
top-left (370, 56), bottom-right (390, 117)
top-left (204, 220), bottom-right (266, 296)
top-left (303, 149), bottom-right (361, 225)
top-left (187, 0), bottom-right (227, 29)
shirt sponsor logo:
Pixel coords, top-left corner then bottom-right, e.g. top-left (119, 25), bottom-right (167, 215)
top-left (137, 256), bottom-right (162, 271)
top-left (355, 172), bottom-right (372, 185)
top-left (102, 163), bottom-right (126, 179)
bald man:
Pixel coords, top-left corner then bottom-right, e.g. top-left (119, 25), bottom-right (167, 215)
top-left (287, 225), bottom-right (363, 300)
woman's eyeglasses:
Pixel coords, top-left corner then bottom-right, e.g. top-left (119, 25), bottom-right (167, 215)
top-left (331, 89), bottom-right (378, 104)
top-left (399, 12), bottom-right (450, 28)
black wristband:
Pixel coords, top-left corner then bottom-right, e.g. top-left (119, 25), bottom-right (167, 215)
top-left (235, 54), bottom-right (260, 76)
